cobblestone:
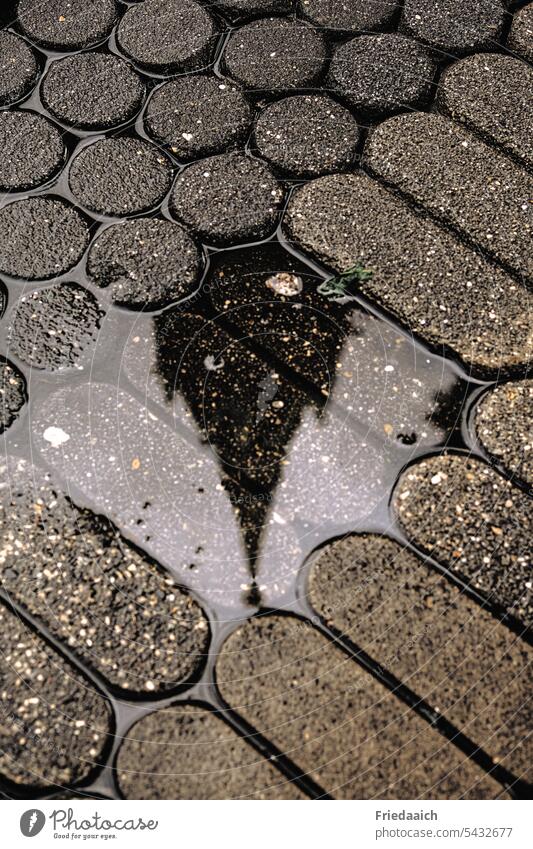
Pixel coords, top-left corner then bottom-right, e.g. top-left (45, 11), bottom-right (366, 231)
top-left (507, 3), bottom-right (533, 62)
top-left (299, 0), bottom-right (398, 33)
top-left (0, 31), bottom-right (38, 106)
top-left (0, 110), bottom-right (64, 192)
top-left (400, 0), bottom-right (506, 57)
top-left (475, 380), bottom-right (533, 488)
top-left (18, 0), bottom-right (117, 51)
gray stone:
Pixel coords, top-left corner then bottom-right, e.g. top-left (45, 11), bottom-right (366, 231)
top-left (400, 0), bottom-right (506, 56)
top-left (507, 2), bottom-right (533, 62)
top-left (299, 0), bottom-right (398, 33)
top-left (69, 137), bottom-right (173, 217)
top-left (0, 110), bottom-right (64, 191)
top-left (0, 358), bottom-right (26, 433)
top-left (0, 31), bottom-right (38, 106)
top-left (475, 380), bottom-right (533, 488)
top-left (42, 52), bottom-right (145, 130)
top-left (18, 0), bottom-right (117, 51)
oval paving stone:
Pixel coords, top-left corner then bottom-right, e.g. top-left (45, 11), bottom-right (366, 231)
top-left (0, 110), bottom-right (64, 192)
top-left (283, 172), bottom-right (533, 374)
top-left (365, 113), bottom-right (532, 284)
top-left (215, 0), bottom-right (294, 20)
top-left (400, 0), bottom-right (506, 56)
top-left (117, 704), bottom-right (304, 799)
top-left (308, 534), bottom-right (532, 782)
top-left (217, 616), bottom-right (504, 798)
top-left (507, 2), bottom-right (533, 63)
top-left (394, 454), bottom-right (532, 626)
top-left (17, 0), bottom-right (117, 51)
top-left (0, 601), bottom-right (111, 787)
top-left (0, 31), bottom-right (38, 106)
top-left (475, 380), bottom-right (533, 488)
top-left (299, 0), bottom-right (398, 33)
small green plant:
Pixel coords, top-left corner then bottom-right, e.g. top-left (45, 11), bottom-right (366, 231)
top-left (317, 263), bottom-right (373, 300)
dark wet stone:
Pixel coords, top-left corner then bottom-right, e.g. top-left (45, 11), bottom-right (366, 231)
top-left (117, 0), bottom-right (217, 73)
top-left (0, 358), bottom-right (26, 433)
top-left (87, 218), bottom-right (202, 310)
top-left (42, 52), bottom-right (145, 130)
top-left (365, 113), bottom-right (532, 284)
top-left (18, 0), bottom-right (117, 51)
top-left (0, 31), bottom-right (38, 106)
top-left (400, 0), bottom-right (506, 56)
top-left (117, 705), bottom-right (304, 799)
top-left (254, 94), bottom-right (359, 178)
top-left (0, 111), bottom-right (64, 192)
top-left (0, 197), bottom-right (89, 280)
top-left (223, 17), bottom-right (327, 91)
top-left (283, 172), bottom-right (532, 374)
top-left (309, 534), bottom-right (533, 782)
top-left (217, 616), bottom-right (503, 798)
top-left (145, 75), bottom-right (252, 160)
top-left (0, 601), bottom-right (111, 787)
top-left (169, 152), bottom-right (284, 246)
top-left (507, 3), bottom-right (533, 63)
top-left (475, 380), bottom-right (533, 488)
top-left (394, 454), bottom-right (532, 626)
top-left (8, 283), bottom-right (103, 370)
top-left (69, 138), bottom-right (173, 217)
top-left (0, 458), bottom-right (210, 694)
top-left (328, 33), bottom-right (436, 119)
top-left (438, 54), bottom-right (533, 169)
top-left (216, 0), bottom-right (294, 22)
top-left (299, 0), bottom-right (398, 33)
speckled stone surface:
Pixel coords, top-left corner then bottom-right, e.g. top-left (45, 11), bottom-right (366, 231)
top-left (475, 380), bottom-right (533, 488)
top-left (216, 0), bottom-right (295, 21)
top-left (438, 53), bottom-right (533, 168)
top-left (145, 75), bottom-right (252, 160)
top-left (69, 137), bottom-right (173, 217)
top-left (400, 0), bottom-right (506, 56)
top-left (283, 172), bottom-right (533, 374)
top-left (0, 601), bottom-right (111, 787)
top-left (365, 113), bottom-right (532, 284)
top-left (7, 283), bottom-right (103, 369)
top-left (117, 705), bottom-right (304, 799)
top-left (254, 94), bottom-right (359, 178)
top-left (87, 218), bottom-right (202, 309)
top-left (217, 616), bottom-right (504, 798)
top-left (0, 110), bottom-right (64, 191)
top-left (309, 534), bottom-right (533, 782)
top-left (42, 52), bottom-right (145, 130)
top-left (299, 0), bottom-right (398, 33)
top-left (394, 454), bottom-right (532, 626)
top-left (169, 152), bottom-right (284, 246)
top-left (507, 2), bottom-right (533, 62)
top-left (328, 33), bottom-right (436, 118)
top-left (17, 0), bottom-right (117, 51)
top-left (0, 31), bottom-right (38, 106)
top-left (117, 0), bottom-right (217, 72)
top-left (0, 358), bottom-right (25, 432)
top-left (0, 458), bottom-right (210, 694)
top-left (223, 17), bottom-right (327, 91)
top-left (0, 197), bottom-right (89, 280)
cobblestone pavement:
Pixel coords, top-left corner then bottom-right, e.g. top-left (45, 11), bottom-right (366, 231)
top-left (0, 0), bottom-right (531, 800)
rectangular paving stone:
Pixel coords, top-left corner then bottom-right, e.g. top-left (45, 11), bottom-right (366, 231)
top-left (217, 615), bottom-right (505, 798)
top-left (308, 534), bottom-right (532, 782)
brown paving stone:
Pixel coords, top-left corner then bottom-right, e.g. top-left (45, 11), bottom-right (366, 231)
top-left (117, 704), bottom-right (305, 799)
top-left (217, 615), bottom-right (504, 798)
top-left (475, 380), bottom-right (533, 488)
top-left (308, 533), bottom-right (532, 782)
top-left (394, 454), bottom-right (532, 626)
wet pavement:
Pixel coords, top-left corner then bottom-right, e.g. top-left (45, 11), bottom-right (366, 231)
top-left (0, 0), bottom-right (531, 801)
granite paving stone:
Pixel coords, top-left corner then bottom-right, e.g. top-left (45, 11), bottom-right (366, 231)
top-left (507, 2), bottom-right (533, 62)
top-left (68, 137), bottom-right (173, 217)
top-left (42, 52), bottom-right (145, 130)
top-left (309, 534), bottom-right (532, 782)
top-left (217, 615), bottom-right (505, 798)
top-left (400, 0), bottom-right (506, 57)
top-left (145, 75), bottom-right (252, 160)
top-left (87, 218), bottom-right (202, 310)
top-left (0, 31), bottom-right (38, 106)
top-left (223, 17), bottom-right (327, 91)
top-left (17, 0), bottom-right (117, 51)
top-left (438, 53), bottom-right (533, 168)
top-left (117, 0), bottom-right (217, 73)
top-left (328, 34), bottom-right (436, 119)
top-left (0, 197), bottom-right (89, 280)
top-left (394, 454), bottom-right (532, 626)
top-left (0, 601), bottom-right (111, 787)
top-left (7, 282), bottom-right (104, 370)
top-left (254, 94), bottom-right (359, 178)
top-left (475, 380), bottom-right (533, 488)
top-left (298, 0), bottom-right (398, 33)
top-left (169, 152), bottom-right (284, 246)
top-left (0, 110), bottom-right (64, 192)
top-left (117, 704), bottom-right (304, 799)
top-left (365, 113), bottom-right (532, 283)
top-left (0, 457), bottom-right (210, 694)
top-left (0, 358), bottom-right (25, 432)
top-left (283, 172), bottom-right (533, 374)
